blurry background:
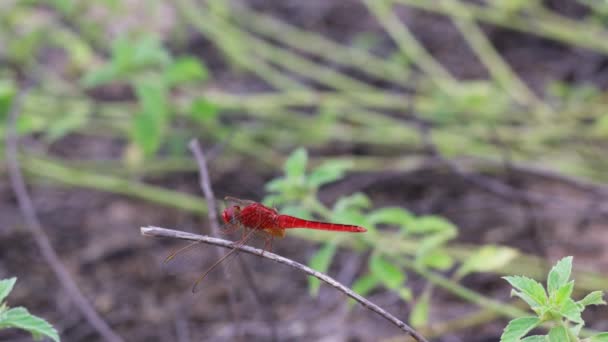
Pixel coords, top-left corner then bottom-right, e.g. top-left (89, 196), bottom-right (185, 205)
top-left (1, 0), bottom-right (608, 341)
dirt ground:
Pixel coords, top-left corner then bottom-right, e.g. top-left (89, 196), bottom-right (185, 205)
top-left (2, 1), bottom-right (608, 341)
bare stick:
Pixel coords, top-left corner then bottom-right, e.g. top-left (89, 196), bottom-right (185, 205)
top-left (141, 226), bottom-right (429, 342)
top-left (5, 86), bottom-right (123, 342)
top-left (187, 139), bottom-right (242, 337)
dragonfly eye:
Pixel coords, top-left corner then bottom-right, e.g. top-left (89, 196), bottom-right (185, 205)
top-left (222, 206), bottom-right (240, 224)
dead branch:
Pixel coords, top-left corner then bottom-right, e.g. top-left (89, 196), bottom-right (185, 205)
top-left (141, 226), bottom-right (429, 342)
top-left (187, 139), bottom-right (242, 337)
top-left (5, 85), bottom-right (123, 342)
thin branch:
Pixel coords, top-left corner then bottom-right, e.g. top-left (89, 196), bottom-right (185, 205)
top-left (187, 139), bottom-right (241, 338)
top-left (5, 86), bottom-right (123, 342)
top-left (141, 226), bottom-right (429, 342)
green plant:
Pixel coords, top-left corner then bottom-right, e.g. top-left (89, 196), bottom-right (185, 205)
top-left (0, 277), bottom-right (59, 342)
top-left (264, 148), bottom-right (518, 327)
top-left (501, 257), bottom-right (608, 342)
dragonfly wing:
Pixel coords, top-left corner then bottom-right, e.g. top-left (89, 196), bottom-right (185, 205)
top-left (224, 196), bottom-right (257, 207)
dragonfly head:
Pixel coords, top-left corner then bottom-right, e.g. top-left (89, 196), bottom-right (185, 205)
top-left (222, 205), bottom-right (241, 225)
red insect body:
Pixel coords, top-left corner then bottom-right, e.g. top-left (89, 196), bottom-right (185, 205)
top-left (222, 202), bottom-right (367, 234)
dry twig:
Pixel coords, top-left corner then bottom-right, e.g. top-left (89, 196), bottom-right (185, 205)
top-left (141, 226), bottom-right (429, 342)
top-left (187, 139), bottom-right (242, 338)
top-left (5, 85), bottom-right (123, 342)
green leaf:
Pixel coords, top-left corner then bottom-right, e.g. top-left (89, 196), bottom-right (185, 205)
top-left (416, 230), bottom-right (457, 264)
top-left (553, 281), bottom-right (574, 307)
top-left (369, 254), bottom-right (405, 290)
top-left (590, 332), bottom-right (608, 342)
top-left (419, 250), bottom-right (453, 270)
top-left (352, 274), bottom-right (380, 297)
top-left (130, 35), bottom-right (171, 68)
top-left (164, 56), bottom-right (208, 86)
top-left (408, 216), bottom-right (457, 234)
top-left (455, 245), bottom-right (518, 279)
top-left (0, 277), bottom-right (17, 304)
top-left (367, 207), bottom-right (414, 230)
top-left (578, 291), bottom-right (606, 307)
top-left (307, 160), bottom-right (351, 188)
top-left (131, 111), bottom-right (162, 156)
top-left (131, 81), bottom-right (169, 156)
top-left (547, 325), bottom-right (569, 342)
top-left (0, 307), bottom-right (59, 342)
top-left (559, 298), bottom-right (583, 324)
top-left (190, 97), bottom-right (219, 124)
top-left (308, 243), bottom-right (337, 296)
top-left (135, 81), bottom-right (169, 120)
top-left (349, 274), bottom-right (380, 308)
top-left (284, 148), bottom-right (308, 178)
top-left (398, 287), bottom-right (412, 301)
top-left (547, 257), bottom-right (573, 296)
top-left (410, 289), bottom-right (430, 328)
top-left (503, 276), bottom-right (548, 308)
top-left (521, 336), bottom-right (547, 342)
top-left (333, 193), bottom-right (371, 213)
top-left (0, 79), bottom-right (16, 119)
top-left (570, 324), bottom-right (583, 337)
top-left (81, 64), bottom-right (118, 87)
top-left (45, 108), bottom-right (88, 142)
top-left (500, 317), bottom-right (541, 342)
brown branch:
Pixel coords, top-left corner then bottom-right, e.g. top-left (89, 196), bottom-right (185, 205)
top-left (141, 226), bottom-right (430, 342)
top-left (5, 86), bottom-right (123, 341)
top-left (187, 139), bottom-right (242, 338)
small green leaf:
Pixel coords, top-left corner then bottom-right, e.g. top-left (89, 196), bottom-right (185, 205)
top-left (398, 287), bottom-right (412, 301)
top-left (408, 216), bottom-right (457, 234)
top-left (553, 281), bottom-right (574, 306)
top-left (333, 193), bottom-right (371, 213)
top-left (521, 336), bottom-right (547, 342)
top-left (547, 325), bottom-right (569, 342)
top-left (307, 161), bottom-right (351, 188)
top-left (135, 81), bottom-right (169, 120)
top-left (164, 56), bottom-right (208, 86)
top-left (456, 245), bottom-right (518, 279)
top-left (81, 64), bottom-right (118, 87)
top-left (503, 276), bottom-right (548, 308)
top-left (547, 257), bottom-right (573, 296)
top-left (352, 274), bottom-right (380, 297)
top-left (500, 317), bottom-right (541, 342)
top-left (0, 307), bottom-right (59, 342)
top-left (578, 291), bottom-right (606, 307)
top-left (0, 277), bottom-right (17, 304)
top-left (367, 207), bottom-right (414, 230)
top-left (190, 98), bottom-right (218, 124)
top-left (308, 243), bottom-right (337, 296)
top-left (131, 111), bottom-right (162, 156)
top-left (369, 254), bottom-right (405, 290)
top-left (410, 289), bottom-right (430, 328)
top-left (590, 332), bottom-right (608, 342)
top-left (570, 324), bottom-right (583, 337)
top-left (559, 298), bottom-right (583, 324)
top-left (45, 109), bottom-right (88, 142)
top-left (419, 250), bottom-right (453, 270)
top-left (284, 148), bottom-right (307, 178)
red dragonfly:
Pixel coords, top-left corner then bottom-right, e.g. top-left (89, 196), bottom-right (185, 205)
top-left (166, 197), bottom-right (367, 292)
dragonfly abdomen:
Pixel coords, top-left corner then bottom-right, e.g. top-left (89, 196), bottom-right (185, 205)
top-left (277, 215), bottom-right (366, 232)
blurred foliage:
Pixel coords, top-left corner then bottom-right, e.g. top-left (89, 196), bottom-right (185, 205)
top-left (1, 0), bottom-right (608, 339)
top-left (0, 278), bottom-right (59, 342)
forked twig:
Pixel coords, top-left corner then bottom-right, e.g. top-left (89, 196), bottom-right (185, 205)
top-left (141, 226), bottom-right (429, 342)
top-left (186, 139), bottom-right (242, 337)
top-left (5, 85), bottom-right (123, 342)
